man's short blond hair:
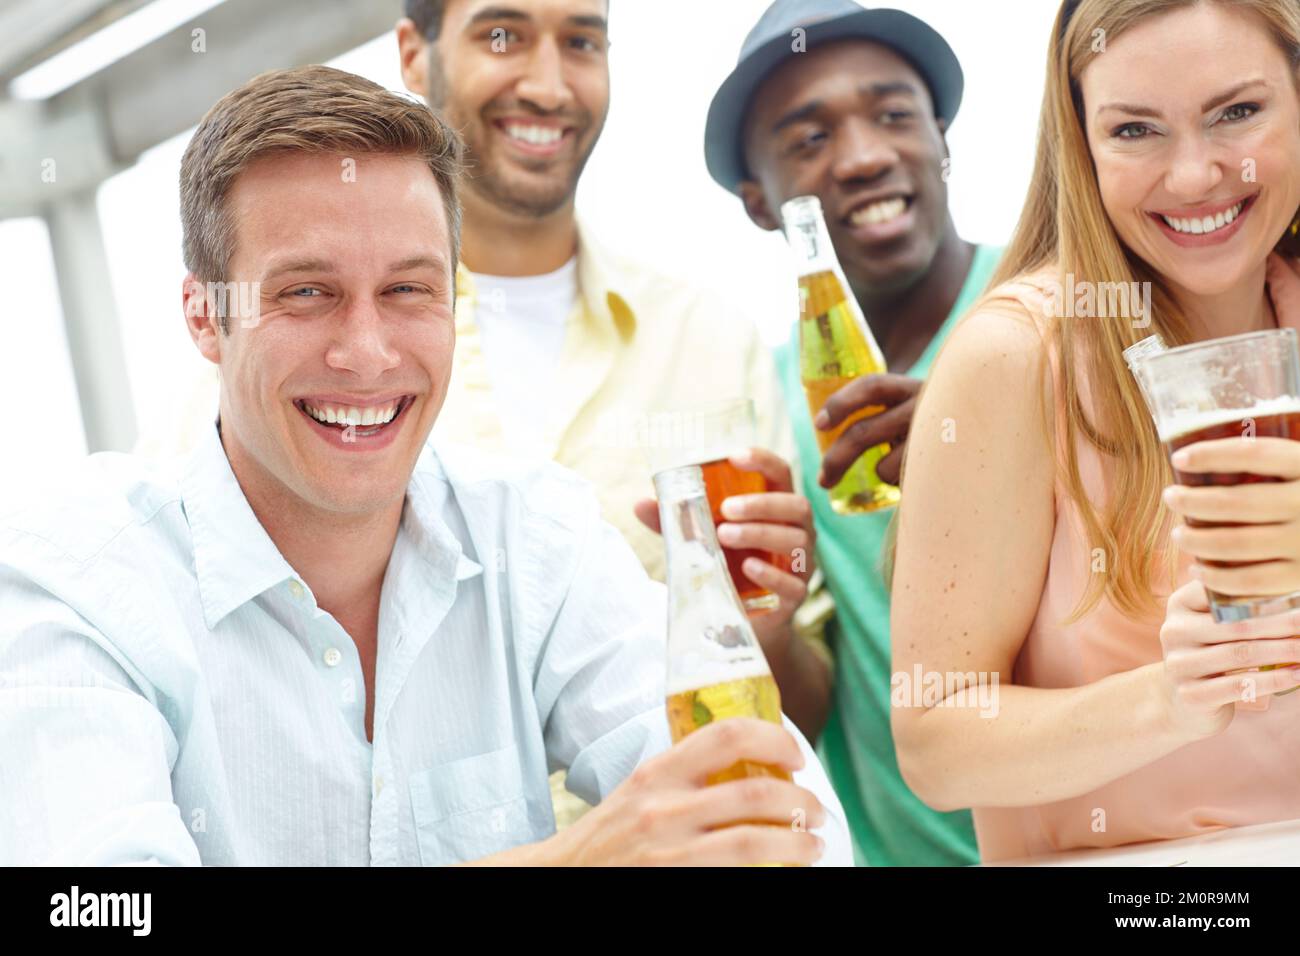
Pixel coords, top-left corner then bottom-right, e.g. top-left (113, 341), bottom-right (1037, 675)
top-left (180, 65), bottom-right (463, 332)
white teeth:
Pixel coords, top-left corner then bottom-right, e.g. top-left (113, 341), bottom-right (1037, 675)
top-left (849, 197), bottom-right (908, 226)
top-left (506, 124), bottom-right (562, 146)
top-left (1160, 201), bottom-right (1245, 235)
top-left (301, 401), bottom-right (401, 428)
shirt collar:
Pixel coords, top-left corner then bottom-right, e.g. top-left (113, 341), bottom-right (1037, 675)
top-left (181, 424), bottom-right (482, 630)
top-left (455, 218), bottom-right (637, 342)
top-left (401, 443), bottom-right (484, 586)
top-left (574, 218), bottom-right (637, 342)
top-left (181, 423), bottom-right (300, 630)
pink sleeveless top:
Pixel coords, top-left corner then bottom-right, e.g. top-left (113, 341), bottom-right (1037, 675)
top-left (973, 254), bottom-right (1300, 862)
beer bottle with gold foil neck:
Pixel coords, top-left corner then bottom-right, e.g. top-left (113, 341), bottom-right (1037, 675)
top-left (655, 464), bottom-right (788, 785)
top-left (782, 195), bottom-right (900, 514)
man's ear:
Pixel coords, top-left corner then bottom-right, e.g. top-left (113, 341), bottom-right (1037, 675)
top-left (934, 116), bottom-right (953, 173)
top-left (182, 274), bottom-right (222, 366)
top-left (739, 180), bottom-right (781, 232)
top-left (396, 18), bottom-right (430, 99)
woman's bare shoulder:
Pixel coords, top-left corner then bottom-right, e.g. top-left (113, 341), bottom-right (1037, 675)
top-left (932, 266), bottom-right (1060, 383)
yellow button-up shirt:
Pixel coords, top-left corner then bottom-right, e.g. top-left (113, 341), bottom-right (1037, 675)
top-left (437, 222), bottom-right (796, 582)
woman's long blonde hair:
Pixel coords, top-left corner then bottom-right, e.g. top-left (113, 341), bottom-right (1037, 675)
top-left (988, 0), bottom-right (1300, 622)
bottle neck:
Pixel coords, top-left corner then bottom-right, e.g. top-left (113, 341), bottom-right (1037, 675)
top-left (653, 465), bottom-right (723, 562)
top-left (653, 464), bottom-right (751, 625)
top-left (782, 196), bottom-right (841, 278)
top-left (653, 464), bottom-right (767, 690)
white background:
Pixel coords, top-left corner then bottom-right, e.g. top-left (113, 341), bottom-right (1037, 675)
top-left (0, 0), bottom-right (1059, 499)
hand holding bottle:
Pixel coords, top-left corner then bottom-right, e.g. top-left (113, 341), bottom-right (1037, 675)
top-left (814, 372), bottom-right (922, 487)
top-left (549, 718), bottom-right (825, 866)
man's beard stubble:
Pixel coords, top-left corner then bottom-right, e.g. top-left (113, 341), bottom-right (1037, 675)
top-left (424, 67), bottom-right (599, 220)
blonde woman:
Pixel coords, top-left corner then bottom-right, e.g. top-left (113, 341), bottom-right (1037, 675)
top-left (891, 0), bottom-right (1300, 862)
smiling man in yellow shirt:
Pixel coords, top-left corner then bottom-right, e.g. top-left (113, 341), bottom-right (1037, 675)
top-left (397, 0), bottom-right (798, 581)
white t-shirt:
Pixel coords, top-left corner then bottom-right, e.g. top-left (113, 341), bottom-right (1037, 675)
top-left (468, 257), bottom-right (578, 459)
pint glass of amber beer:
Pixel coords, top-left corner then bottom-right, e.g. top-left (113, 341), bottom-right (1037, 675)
top-left (642, 399), bottom-right (781, 613)
top-left (1133, 329), bottom-right (1300, 625)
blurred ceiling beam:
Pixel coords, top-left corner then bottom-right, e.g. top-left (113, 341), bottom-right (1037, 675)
top-left (0, 0), bottom-right (153, 85)
top-left (0, 0), bottom-right (400, 217)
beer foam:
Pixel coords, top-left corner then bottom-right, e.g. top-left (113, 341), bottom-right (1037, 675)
top-left (1157, 395), bottom-right (1300, 443)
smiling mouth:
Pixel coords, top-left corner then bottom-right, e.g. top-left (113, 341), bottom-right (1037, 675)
top-left (1152, 195), bottom-right (1256, 236)
top-left (493, 119), bottom-right (572, 150)
top-left (293, 395), bottom-right (414, 438)
top-left (845, 196), bottom-right (913, 228)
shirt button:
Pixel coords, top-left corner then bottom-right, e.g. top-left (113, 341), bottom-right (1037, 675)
top-left (323, 647), bottom-right (342, 667)
top-left (287, 580), bottom-right (305, 600)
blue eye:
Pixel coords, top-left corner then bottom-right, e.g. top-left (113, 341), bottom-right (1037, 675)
top-left (290, 287), bottom-right (321, 297)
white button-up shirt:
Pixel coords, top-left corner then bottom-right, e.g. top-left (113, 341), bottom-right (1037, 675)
top-left (0, 425), bottom-right (849, 865)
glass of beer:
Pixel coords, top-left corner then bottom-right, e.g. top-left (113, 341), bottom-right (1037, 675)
top-left (642, 399), bottom-right (781, 614)
top-left (1134, 329), bottom-right (1300, 629)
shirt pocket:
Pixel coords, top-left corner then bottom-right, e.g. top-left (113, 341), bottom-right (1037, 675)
top-left (408, 743), bottom-right (534, 866)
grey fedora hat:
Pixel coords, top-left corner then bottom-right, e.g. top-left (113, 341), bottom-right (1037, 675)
top-left (704, 0), bottom-right (964, 194)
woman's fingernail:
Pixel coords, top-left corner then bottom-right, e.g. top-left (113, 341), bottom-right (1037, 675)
top-left (1171, 449), bottom-right (1190, 468)
top-left (814, 410), bottom-right (829, 429)
top-left (717, 523), bottom-right (739, 544)
top-left (720, 497), bottom-right (743, 520)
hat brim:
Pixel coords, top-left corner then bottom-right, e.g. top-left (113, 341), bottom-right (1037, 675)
top-left (704, 8), bottom-right (964, 195)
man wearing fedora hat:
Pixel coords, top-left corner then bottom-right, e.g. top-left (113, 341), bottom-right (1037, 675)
top-left (705, 0), bottom-right (1004, 865)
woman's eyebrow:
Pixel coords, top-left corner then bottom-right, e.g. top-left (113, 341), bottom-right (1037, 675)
top-left (1097, 78), bottom-right (1271, 119)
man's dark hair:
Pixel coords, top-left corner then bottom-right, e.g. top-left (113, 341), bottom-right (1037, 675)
top-left (404, 0), bottom-right (611, 41)
top-left (405, 0), bottom-right (447, 40)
